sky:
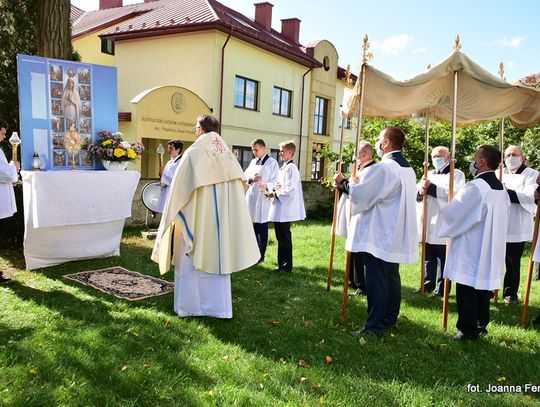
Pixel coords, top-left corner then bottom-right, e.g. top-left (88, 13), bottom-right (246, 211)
top-left (71, 0), bottom-right (539, 82)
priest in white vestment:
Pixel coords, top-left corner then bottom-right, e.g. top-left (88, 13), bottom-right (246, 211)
top-left (497, 145), bottom-right (538, 304)
top-left (156, 139), bottom-right (183, 213)
top-left (439, 145), bottom-right (510, 340)
top-left (348, 127), bottom-right (418, 336)
top-left (334, 141), bottom-right (376, 295)
top-left (244, 138), bottom-right (279, 263)
top-left (416, 146), bottom-right (465, 296)
top-left (0, 119), bottom-right (20, 283)
top-left (152, 115), bottom-right (260, 318)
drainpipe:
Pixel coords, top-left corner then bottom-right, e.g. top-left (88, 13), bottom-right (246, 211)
top-left (219, 27), bottom-right (233, 132)
top-left (298, 66), bottom-right (312, 173)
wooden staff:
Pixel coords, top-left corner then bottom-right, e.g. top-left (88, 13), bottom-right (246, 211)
top-left (520, 202), bottom-right (540, 326)
top-left (341, 34), bottom-right (372, 323)
top-left (419, 112), bottom-right (431, 295)
top-left (442, 38), bottom-right (461, 330)
top-left (494, 62), bottom-right (506, 302)
top-left (327, 114), bottom-right (346, 290)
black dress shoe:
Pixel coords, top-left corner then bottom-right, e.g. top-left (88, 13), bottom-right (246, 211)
top-left (452, 330), bottom-right (476, 341)
top-left (351, 328), bottom-right (382, 338)
top-left (272, 268), bottom-right (291, 273)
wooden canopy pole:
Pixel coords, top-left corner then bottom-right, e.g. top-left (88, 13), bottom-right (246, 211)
top-left (420, 111), bottom-right (431, 295)
top-left (341, 35), bottom-right (372, 323)
top-left (520, 204), bottom-right (540, 326)
top-left (442, 35), bottom-right (461, 331)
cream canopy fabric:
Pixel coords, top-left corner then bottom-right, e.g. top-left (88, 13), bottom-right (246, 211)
top-left (344, 51), bottom-right (540, 128)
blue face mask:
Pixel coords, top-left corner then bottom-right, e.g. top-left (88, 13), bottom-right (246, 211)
top-left (432, 157), bottom-right (446, 170)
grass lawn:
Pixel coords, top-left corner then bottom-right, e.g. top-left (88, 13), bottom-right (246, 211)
top-left (1, 221), bottom-right (540, 406)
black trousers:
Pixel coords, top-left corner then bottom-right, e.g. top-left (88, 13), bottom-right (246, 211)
top-left (349, 252), bottom-right (366, 291)
top-left (363, 252), bottom-right (401, 333)
top-left (456, 283), bottom-right (492, 339)
top-left (424, 243), bottom-right (447, 295)
top-left (503, 241), bottom-right (525, 299)
top-left (274, 222), bottom-right (292, 271)
top-left (253, 222), bottom-right (268, 261)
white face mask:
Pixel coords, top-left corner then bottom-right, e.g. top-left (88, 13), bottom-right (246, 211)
top-left (505, 156), bottom-right (522, 170)
top-left (432, 157), bottom-right (446, 170)
top-left (375, 140), bottom-right (384, 158)
top-left (469, 160), bottom-right (478, 176)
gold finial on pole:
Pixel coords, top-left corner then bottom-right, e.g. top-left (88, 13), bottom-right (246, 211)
top-left (427, 64), bottom-right (432, 70)
top-left (498, 62), bottom-right (505, 80)
top-left (361, 34), bottom-right (373, 63)
top-left (453, 34), bottom-right (462, 52)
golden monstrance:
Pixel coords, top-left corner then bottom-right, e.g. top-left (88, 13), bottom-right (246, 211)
top-left (62, 124), bottom-right (84, 170)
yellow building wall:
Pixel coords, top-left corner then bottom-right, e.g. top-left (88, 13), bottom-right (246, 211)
top-left (304, 40), bottom-right (339, 178)
top-left (73, 29), bottom-right (116, 66)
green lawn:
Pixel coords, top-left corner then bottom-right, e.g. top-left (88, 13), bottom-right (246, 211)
top-left (1, 221), bottom-right (540, 406)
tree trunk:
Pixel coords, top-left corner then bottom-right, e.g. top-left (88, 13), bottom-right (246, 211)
top-left (37, 0), bottom-right (71, 59)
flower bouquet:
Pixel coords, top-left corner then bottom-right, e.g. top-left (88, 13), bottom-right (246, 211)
top-left (87, 130), bottom-right (144, 170)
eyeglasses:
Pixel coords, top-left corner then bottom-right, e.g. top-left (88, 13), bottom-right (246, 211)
top-left (194, 125), bottom-right (201, 130)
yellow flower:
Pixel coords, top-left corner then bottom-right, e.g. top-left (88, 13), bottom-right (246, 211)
top-left (102, 139), bottom-right (112, 146)
top-left (114, 148), bottom-right (126, 158)
top-left (127, 149), bottom-right (137, 159)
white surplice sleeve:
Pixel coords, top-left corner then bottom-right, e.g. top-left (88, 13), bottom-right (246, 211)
top-left (438, 182), bottom-right (483, 238)
top-left (349, 164), bottom-right (398, 216)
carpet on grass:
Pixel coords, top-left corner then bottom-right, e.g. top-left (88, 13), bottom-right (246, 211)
top-left (64, 266), bottom-right (173, 300)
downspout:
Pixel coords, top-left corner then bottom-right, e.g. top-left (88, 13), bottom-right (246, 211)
top-left (219, 27), bottom-right (233, 132)
top-left (298, 66), bottom-right (313, 173)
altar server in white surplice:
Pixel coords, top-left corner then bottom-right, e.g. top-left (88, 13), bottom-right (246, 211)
top-left (416, 146), bottom-right (465, 296)
top-left (439, 145), bottom-right (510, 340)
top-left (0, 119), bottom-right (20, 283)
top-left (497, 145), bottom-right (538, 304)
top-left (156, 139), bottom-right (183, 214)
top-left (334, 141), bottom-right (376, 296)
top-left (348, 127), bottom-right (418, 336)
top-left (267, 140), bottom-right (306, 272)
top-left (152, 115), bottom-right (259, 319)
top-left (244, 138), bottom-right (279, 264)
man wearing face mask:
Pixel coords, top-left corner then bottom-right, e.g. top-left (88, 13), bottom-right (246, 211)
top-left (347, 127), bottom-right (418, 336)
top-left (416, 146), bottom-right (465, 296)
top-left (439, 145), bottom-right (510, 340)
top-left (497, 145), bottom-right (538, 304)
top-left (334, 141), bottom-right (376, 295)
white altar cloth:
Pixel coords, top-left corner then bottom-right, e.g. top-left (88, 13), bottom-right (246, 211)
top-left (21, 170), bottom-right (140, 270)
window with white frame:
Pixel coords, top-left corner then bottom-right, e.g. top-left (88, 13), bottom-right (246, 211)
top-left (235, 76), bottom-right (258, 110)
top-left (273, 86), bottom-right (292, 117)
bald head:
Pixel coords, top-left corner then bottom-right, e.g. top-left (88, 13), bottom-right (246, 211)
top-left (504, 145), bottom-right (524, 171)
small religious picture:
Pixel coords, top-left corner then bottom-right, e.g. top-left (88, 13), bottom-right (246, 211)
top-left (53, 150), bottom-right (66, 167)
top-left (78, 68), bottom-right (91, 85)
top-left (79, 118), bottom-right (92, 134)
top-left (81, 101), bottom-right (92, 117)
top-left (50, 82), bottom-right (63, 98)
top-left (79, 85), bottom-right (91, 101)
top-left (52, 133), bottom-right (63, 148)
top-left (51, 99), bottom-right (62, 116)
top-left (79, 149), bottom-right (93, 167)
top-left (51, 116), bottom-right (64, 132)
top-left (50, 64), bottom-right (63, 82)
top-left (66, 118), bottom-right (78, 131)
top-left (65, 150), bottom-right (79, 167)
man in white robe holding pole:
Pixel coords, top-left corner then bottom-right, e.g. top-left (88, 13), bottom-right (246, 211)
top-left (416, 146), bottom-right (465, 296)
top-left (156, 139), bottom-right (183, 214)
top-left (152, 115), bottom-right (260, 318)
top-left (348, 127), bottom-right (418, 336)
top-left (498, 145), bottom-right (538, 304)
top-left (439, 145), bottom-right (510, 340)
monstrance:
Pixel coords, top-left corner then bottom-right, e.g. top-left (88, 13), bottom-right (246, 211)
top-left (62, 124), bottom-right (84, 169)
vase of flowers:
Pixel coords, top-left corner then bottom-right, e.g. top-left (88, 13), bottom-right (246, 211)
top-left (86, 130), bottom-right (144, 170)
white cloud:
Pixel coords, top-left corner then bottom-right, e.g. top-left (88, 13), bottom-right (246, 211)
top-left (412, 47), bottom-right (427, 54)
top-left (507, 61), bottom-right (516, 70)
top-left (492, 36), bottom-right (525, 47)
top-left (373, 34), bottom-right (413, 56)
